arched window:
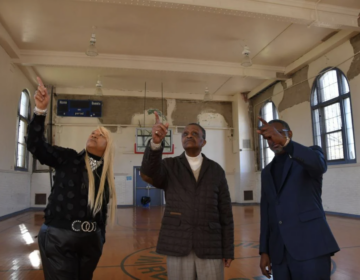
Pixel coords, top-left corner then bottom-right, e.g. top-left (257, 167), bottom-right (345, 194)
top-left (259, 101), bottom-right (279, 169)
top-left (311, 68), bottom-right (355, 164)
top-left (15, 90), bottom-right (31, 170)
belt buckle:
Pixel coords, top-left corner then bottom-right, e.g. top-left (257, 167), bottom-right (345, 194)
top-left (71, 220), bottom-right (96, 232)
top-left (71, 220), bottom-right (81, 232)
top-left (81, 221), bottom-right (96, 232)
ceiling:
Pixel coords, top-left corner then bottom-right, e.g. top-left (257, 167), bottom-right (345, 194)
top-left (298, 0), bottom-right (360, 9)
top-left (0, 0), bottom-right (359, 100)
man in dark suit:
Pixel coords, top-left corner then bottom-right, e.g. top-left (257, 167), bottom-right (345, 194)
top-left (258, 118), bottom-right (339, 280)
top-left (140, 112), bottom-right (234, 280)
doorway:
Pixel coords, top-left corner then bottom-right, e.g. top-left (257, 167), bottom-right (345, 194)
top-left (133, 166), bottom-right (164, 206)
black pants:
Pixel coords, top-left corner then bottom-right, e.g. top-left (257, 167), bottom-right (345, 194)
top-left (38, 224), bottom-right (103, 280)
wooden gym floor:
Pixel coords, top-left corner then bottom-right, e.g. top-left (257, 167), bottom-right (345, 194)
top-left (0, 205), bottom-right (359, 280)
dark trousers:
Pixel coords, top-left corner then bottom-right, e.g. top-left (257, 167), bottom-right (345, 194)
top-left (38, 224), bottom-right (103, 280)
top-left (272, 248), bottom-right (331, 280)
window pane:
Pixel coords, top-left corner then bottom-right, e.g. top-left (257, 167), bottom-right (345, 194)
top-left (16, 144), bottom-right (26, 168)
top-left (313, 109), bottom-right (322, 147)
top-left (319, 70), bottom-right (339, 102)
top-left (326, 132), bottom-right (343, 160)
top-left (259, 136), bottom-right (275, 168)
top-left (344, 98), bottom-right (356, 160)
top-left (16, 119), bottom-right (28, 169)
top-left (324, 103), bottom-right (342, 133)
top-left (312, 88), bottom-right (318, 106)
top-left (259, 137), bottom-right (265, 169)
top-left (18, 120), bottom-right (27, 145)
top-left (259, 101), bottom-right (278, 169)
top-left (259, 136), bottom-right (274, 168)
top-left (341, 74), bottom-right (350, 94)
top-left (19, 91), bottom-right (29, 119)
top-left (262, 102), bottom-right (274, 122)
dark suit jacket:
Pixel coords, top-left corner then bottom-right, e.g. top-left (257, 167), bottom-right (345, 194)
top-left (141, 142), bottom-right (234, 259)
top-left (259, 141), bottom-right (339, 264)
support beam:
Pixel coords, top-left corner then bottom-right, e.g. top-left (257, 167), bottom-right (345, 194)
top-left (248, 79), bottom-right (278, 99)
top-left (15, 51), bottom-right (284, 80)
top-left (17, 65), bottom-right (39, 87)
top-left (55, 87), bottom-right (234, 102)
top-left (285, 30), bottom-right (358, 75)
top-left (0, 22), bottom-right (19, 59)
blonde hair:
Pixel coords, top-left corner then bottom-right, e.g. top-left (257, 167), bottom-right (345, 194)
top-left (85, 126), bottom-right (117, 226)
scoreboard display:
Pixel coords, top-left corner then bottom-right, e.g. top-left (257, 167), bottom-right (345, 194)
top-left (57, 100), bottom-right (102, 117)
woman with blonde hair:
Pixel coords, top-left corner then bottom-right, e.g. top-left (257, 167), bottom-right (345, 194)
top-left (26, 77), bottom-right (117, 280)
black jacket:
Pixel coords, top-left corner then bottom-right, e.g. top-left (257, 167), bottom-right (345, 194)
top-left (26, 114), bottom-right (108, 241)
top-left (141, 142), bottom-right (234, 259)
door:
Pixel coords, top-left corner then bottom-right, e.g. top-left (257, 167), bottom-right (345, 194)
top-left (134, 166), bottom-right (163, 206)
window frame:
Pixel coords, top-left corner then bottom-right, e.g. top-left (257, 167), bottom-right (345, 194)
top-left (15, 89), bottom-right (31, 171)
top-left (311, 67), bottom-right (356, 165)
top-left (258, 101), bottom-right (279, 170)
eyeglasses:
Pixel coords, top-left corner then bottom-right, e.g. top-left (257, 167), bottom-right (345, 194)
top-left (277, 129), bottom-right (289, 134)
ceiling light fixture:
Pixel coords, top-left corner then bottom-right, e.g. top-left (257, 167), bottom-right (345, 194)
top-left (86, 34), bottom-right (98, 56)
top-left (86, 27), bottom-right (98, 56)
top-left (203, 87), bottom-right (213, 101)
top-left (241, 45), bottom-right (252, 67)
top-left (95, 76), bottom-right (103, 95)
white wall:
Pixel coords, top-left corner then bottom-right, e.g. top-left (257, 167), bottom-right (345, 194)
top-left (29, 99), bottom-right (238, 206)
top-left (252, 38), bottom-right (360, 215)
top-left (30, 173), bottom-right (50, 207)
top-left (232, 93), bottom-right (258, 203)
top-left (280, 102), bottom-right (313, 147)
top-left (307, 40), bottom-right (360, 215)
top-left (0, 45), bottom-right (34, 217)
top-left (0, 171), bottom-right (30, 216)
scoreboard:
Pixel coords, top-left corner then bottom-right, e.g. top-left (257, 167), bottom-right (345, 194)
top-left (56, 100), bottom-right (102, 117)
